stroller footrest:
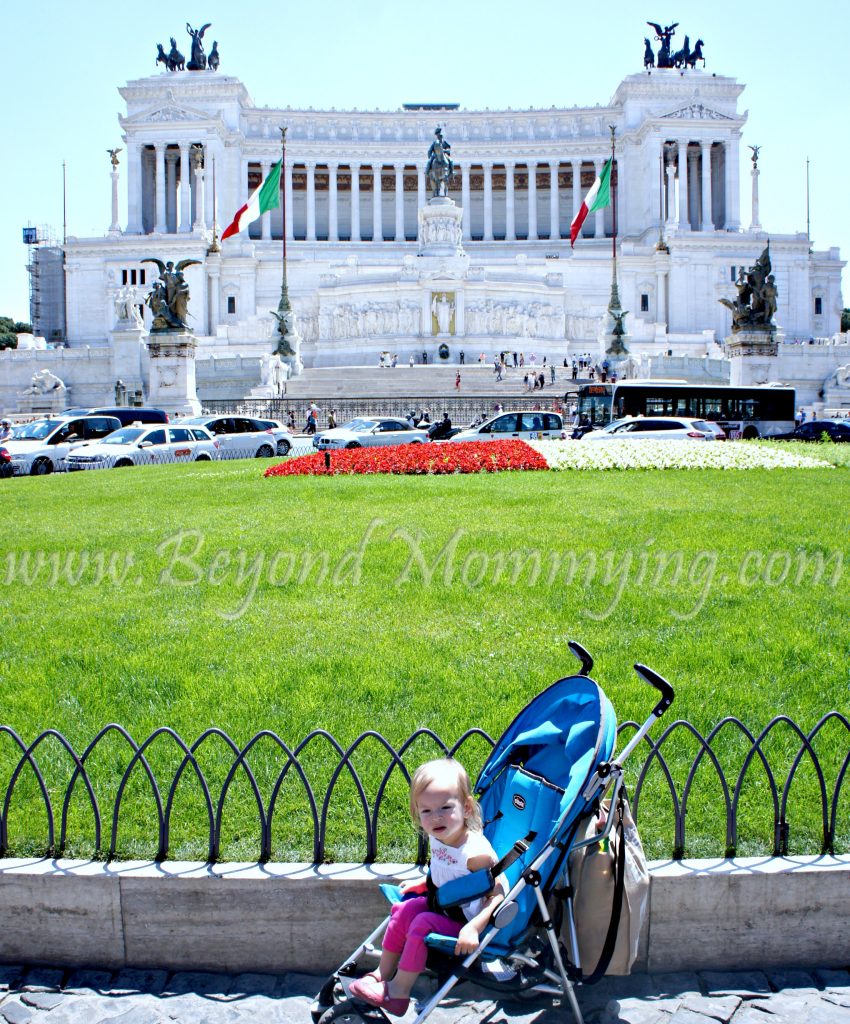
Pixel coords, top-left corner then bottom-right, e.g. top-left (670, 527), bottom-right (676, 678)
top-left (424, 932), bottom-right (460, 955)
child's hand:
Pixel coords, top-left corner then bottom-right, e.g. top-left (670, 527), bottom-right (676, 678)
top-left (454, 923), bottom-right (480, 955)
top-left (399, 880), bottom-right (427, 895)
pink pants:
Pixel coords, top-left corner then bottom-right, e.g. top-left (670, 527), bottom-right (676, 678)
top-left (383, 895), bottom-right (462, 973)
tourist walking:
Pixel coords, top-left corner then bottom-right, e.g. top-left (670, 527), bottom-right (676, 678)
top-left (455, 371), bottom-right (461, 391)
top-left (550, 364), bottom-right (556, 384)
top-left (459, 350), bottom-right (465, 365)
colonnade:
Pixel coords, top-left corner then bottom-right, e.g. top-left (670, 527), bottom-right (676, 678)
top-left (125, 137), bottom-right (738, 239)
top-left (662, 138), bottom-right (736, 233)
top-left (243, 158), bottom-right (609, 243)
top-left (127, 141), bottom-right (207, 235)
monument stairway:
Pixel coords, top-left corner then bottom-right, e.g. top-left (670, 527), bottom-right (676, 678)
top-left (283, 363), bottom-right (577, 399)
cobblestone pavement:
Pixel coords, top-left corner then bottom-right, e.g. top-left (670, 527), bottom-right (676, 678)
top-left (1, 964), bottom-right (849, 1024)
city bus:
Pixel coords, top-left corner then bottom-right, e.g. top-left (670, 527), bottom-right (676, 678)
top-left (575, 381), bottom-right (796, 439)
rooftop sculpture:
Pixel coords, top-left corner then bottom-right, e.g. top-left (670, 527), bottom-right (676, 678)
top-left (155, 24), bottom-right (219, 72)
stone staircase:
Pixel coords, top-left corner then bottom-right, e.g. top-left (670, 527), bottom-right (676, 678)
top-left (285, 362), bottom-right (573, 399)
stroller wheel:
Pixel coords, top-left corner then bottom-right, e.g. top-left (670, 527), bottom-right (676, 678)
top-left (319, 1000), bottom-right (378, 1024)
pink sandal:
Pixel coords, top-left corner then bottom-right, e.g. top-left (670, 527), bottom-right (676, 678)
top-left (349, 977), bottom-right (410, 1017)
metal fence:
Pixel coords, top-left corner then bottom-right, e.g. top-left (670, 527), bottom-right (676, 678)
top-left (202, 394), bottom-right (576, 428)
top-left (1, 713), bottom-right (847, 863)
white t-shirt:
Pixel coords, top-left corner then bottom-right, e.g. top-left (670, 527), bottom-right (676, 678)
top-left (430, 830), bottom-right (498, 921)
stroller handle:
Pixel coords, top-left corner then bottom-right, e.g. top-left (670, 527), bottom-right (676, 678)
top-left (634, 663), bottom-right (675, 717)
top-left (568, 640), bottom-right (594, 676)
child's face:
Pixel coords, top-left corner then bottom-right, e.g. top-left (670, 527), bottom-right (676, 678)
top-left (416, 781), bottom-right (471, 847)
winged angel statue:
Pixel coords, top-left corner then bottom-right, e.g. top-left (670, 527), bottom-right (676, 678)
top-left (141, 258), bottom-right (201, 331)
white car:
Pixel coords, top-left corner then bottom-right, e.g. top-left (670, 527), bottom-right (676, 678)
top-left (65, 424), bottom-right (220, 469)
top-left (314, 417), bottom-right (429, 450)
top-left (581, 416), bottom-right (716, 441)
top-left (5, 415), bottom-right (121, 476)
top-left (179, 415), bottom-right (281, 459)
top-left (451, 411), bottom-right (567, 443)
top-left (251, 417), bottom-right (296, 456)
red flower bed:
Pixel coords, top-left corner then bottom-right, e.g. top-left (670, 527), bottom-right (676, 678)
top-left (264, 440), bottom-right (549, 477)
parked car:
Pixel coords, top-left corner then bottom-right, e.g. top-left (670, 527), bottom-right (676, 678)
top-left (65, 424), bottom-right (219, 469)
top-left (450, 411), bottom-right (567, 443)
top-left (250, 417), bottom-right (295, 456)
top-left (771, 420), bottom-right (850, 443)
top-left (179, 415), bottom-right (281, 458)
top-left (313, 417), bottom-right (429, 450)
top-left (580, 416), bottom-right (716, 441)
top-left (87, 407), bottom-right (169, 426)
top-left (0, 446), bottom-right (12, 479)
top-left (4, 415), bottom-right (122, 475)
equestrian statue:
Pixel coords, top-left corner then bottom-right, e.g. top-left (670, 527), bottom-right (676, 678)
top-left (426, 127), bottom-right (454, 199)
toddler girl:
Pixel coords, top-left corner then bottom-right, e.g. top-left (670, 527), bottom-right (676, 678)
top-left (349, 757), bottom-right (504, 1016)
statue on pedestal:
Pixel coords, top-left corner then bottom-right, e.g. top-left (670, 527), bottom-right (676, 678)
top-left (718, 244), bottom-right (777, 333)
top-left (141, 258), bottom-right (201, 332)
top-left (426, 127), bottom-right (454, 198)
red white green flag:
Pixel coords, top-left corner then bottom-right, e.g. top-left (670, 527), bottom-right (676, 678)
top-left (222, 160), bottom-right (281, 240)
top-left (570, 157), bottom-right (612, 247)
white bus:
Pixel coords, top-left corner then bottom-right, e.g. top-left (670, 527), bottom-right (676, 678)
top-left (575, 382), bottom-right (796, 439)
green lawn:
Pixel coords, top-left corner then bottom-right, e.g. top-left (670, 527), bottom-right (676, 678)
top-left (1, 449), bottom-right (848, 863)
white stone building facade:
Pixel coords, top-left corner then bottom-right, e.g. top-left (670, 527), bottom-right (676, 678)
top-left (9, 61), bottom-right (847, 407)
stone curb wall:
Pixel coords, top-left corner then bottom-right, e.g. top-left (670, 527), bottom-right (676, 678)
top-left (0, 855), bottom-right (847, 975)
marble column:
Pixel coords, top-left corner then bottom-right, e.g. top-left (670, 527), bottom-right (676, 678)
top-left (504, 161), bottom-right (516, 241)
top-left (126, 142), bottom-right (142, 234)
top-left (207, 257), bottom-right (221, 336)
top-left (571, 160), bottom-right (582, 223)
top-left (527, 161), bottom-right (538, 240)
top-left (677, 140), bottom-right (690, 230)
top-left (701, 143), bottom-right (713, 232)
top-left (284, 159), bottom-right (294, 241)
top-left (750, 161), bottom-right (761, 232)
top-left (461, 163), bottom-right (470, 239)
top-left (261, 160), bottom-right (272, 239)
top-left (593, 160), bottom-right (605, 238)
top-left (179, 144), bottom-right (192, 232)
top-left (350, 163), bottom-right (361, 241)
top-left (656, 267), bottom-right (668, 328)
top-left (394, 164), bottom-right (405, 241)
top-left (192, 147), bottom-right (206, 231)
top-left (154, 143), bottom-right (167, 234)
top-left (417, 163), bottom-right (426, 213)
top-left (483, 161), bottom-right (494, 242)
top-left (666, 156), bottom-right (676, 228)
top-left (305, 161), bottom-right (317, 242)
top-left (372, 165), bottom-right (383, 241)
top-left (549, 160), bottom-right (559, 240)
top-left (165, 150), bottom-right (178, 233)
top-left (726, 139), bottom-right (741, 230)
top-left (328, 162), bottom-right (339, 242)
top-left (109, 164), bottom-right (120, 236)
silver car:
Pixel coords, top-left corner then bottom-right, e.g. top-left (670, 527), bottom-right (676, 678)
top-left (314, 417), bottom-right (429, 450)
top-left (180, 415), bottom-right (280, 459)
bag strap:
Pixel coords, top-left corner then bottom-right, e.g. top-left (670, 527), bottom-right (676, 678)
top-left (582, 789), bottom-right (627, 985)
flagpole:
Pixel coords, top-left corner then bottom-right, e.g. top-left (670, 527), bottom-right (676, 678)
top-left (275, 126), bottom-right (294, 356)
top-left (607, 124), bottom-right (621, 315)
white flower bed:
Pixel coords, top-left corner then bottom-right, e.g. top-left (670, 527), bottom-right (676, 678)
top-left (526, 439), bottom-right (833, 471)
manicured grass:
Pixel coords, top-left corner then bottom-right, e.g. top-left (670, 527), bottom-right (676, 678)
top-left (1, 449), bottom-right (848, 863)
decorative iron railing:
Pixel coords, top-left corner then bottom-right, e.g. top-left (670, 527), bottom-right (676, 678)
top-left (1, 714), bottom-right (848, 863)
top-left (202, 394), bottom-right (574, 426)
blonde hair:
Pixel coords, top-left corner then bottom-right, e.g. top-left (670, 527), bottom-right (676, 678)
top-left (409, 758), bottom-right (483, 832)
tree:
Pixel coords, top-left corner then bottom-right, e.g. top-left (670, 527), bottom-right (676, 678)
top-left (841, 308), bottom-right (850, 333)
top-left (0, 316), bottom-right (32, 350)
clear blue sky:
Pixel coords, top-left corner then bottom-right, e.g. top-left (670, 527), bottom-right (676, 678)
top-left (2, 0), bottom-right (847, 324)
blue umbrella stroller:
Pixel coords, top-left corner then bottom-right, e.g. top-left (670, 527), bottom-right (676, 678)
top-left (312, 642), bottom-right (674, 1024)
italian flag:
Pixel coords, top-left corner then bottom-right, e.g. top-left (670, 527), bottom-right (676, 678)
top-left (222, 160), bottom-right (281, 240)
top-left (570, 157), bottom-right (612, 247)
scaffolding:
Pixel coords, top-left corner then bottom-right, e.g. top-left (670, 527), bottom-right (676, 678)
top-left (24, 224), bottom-right (66, 344)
